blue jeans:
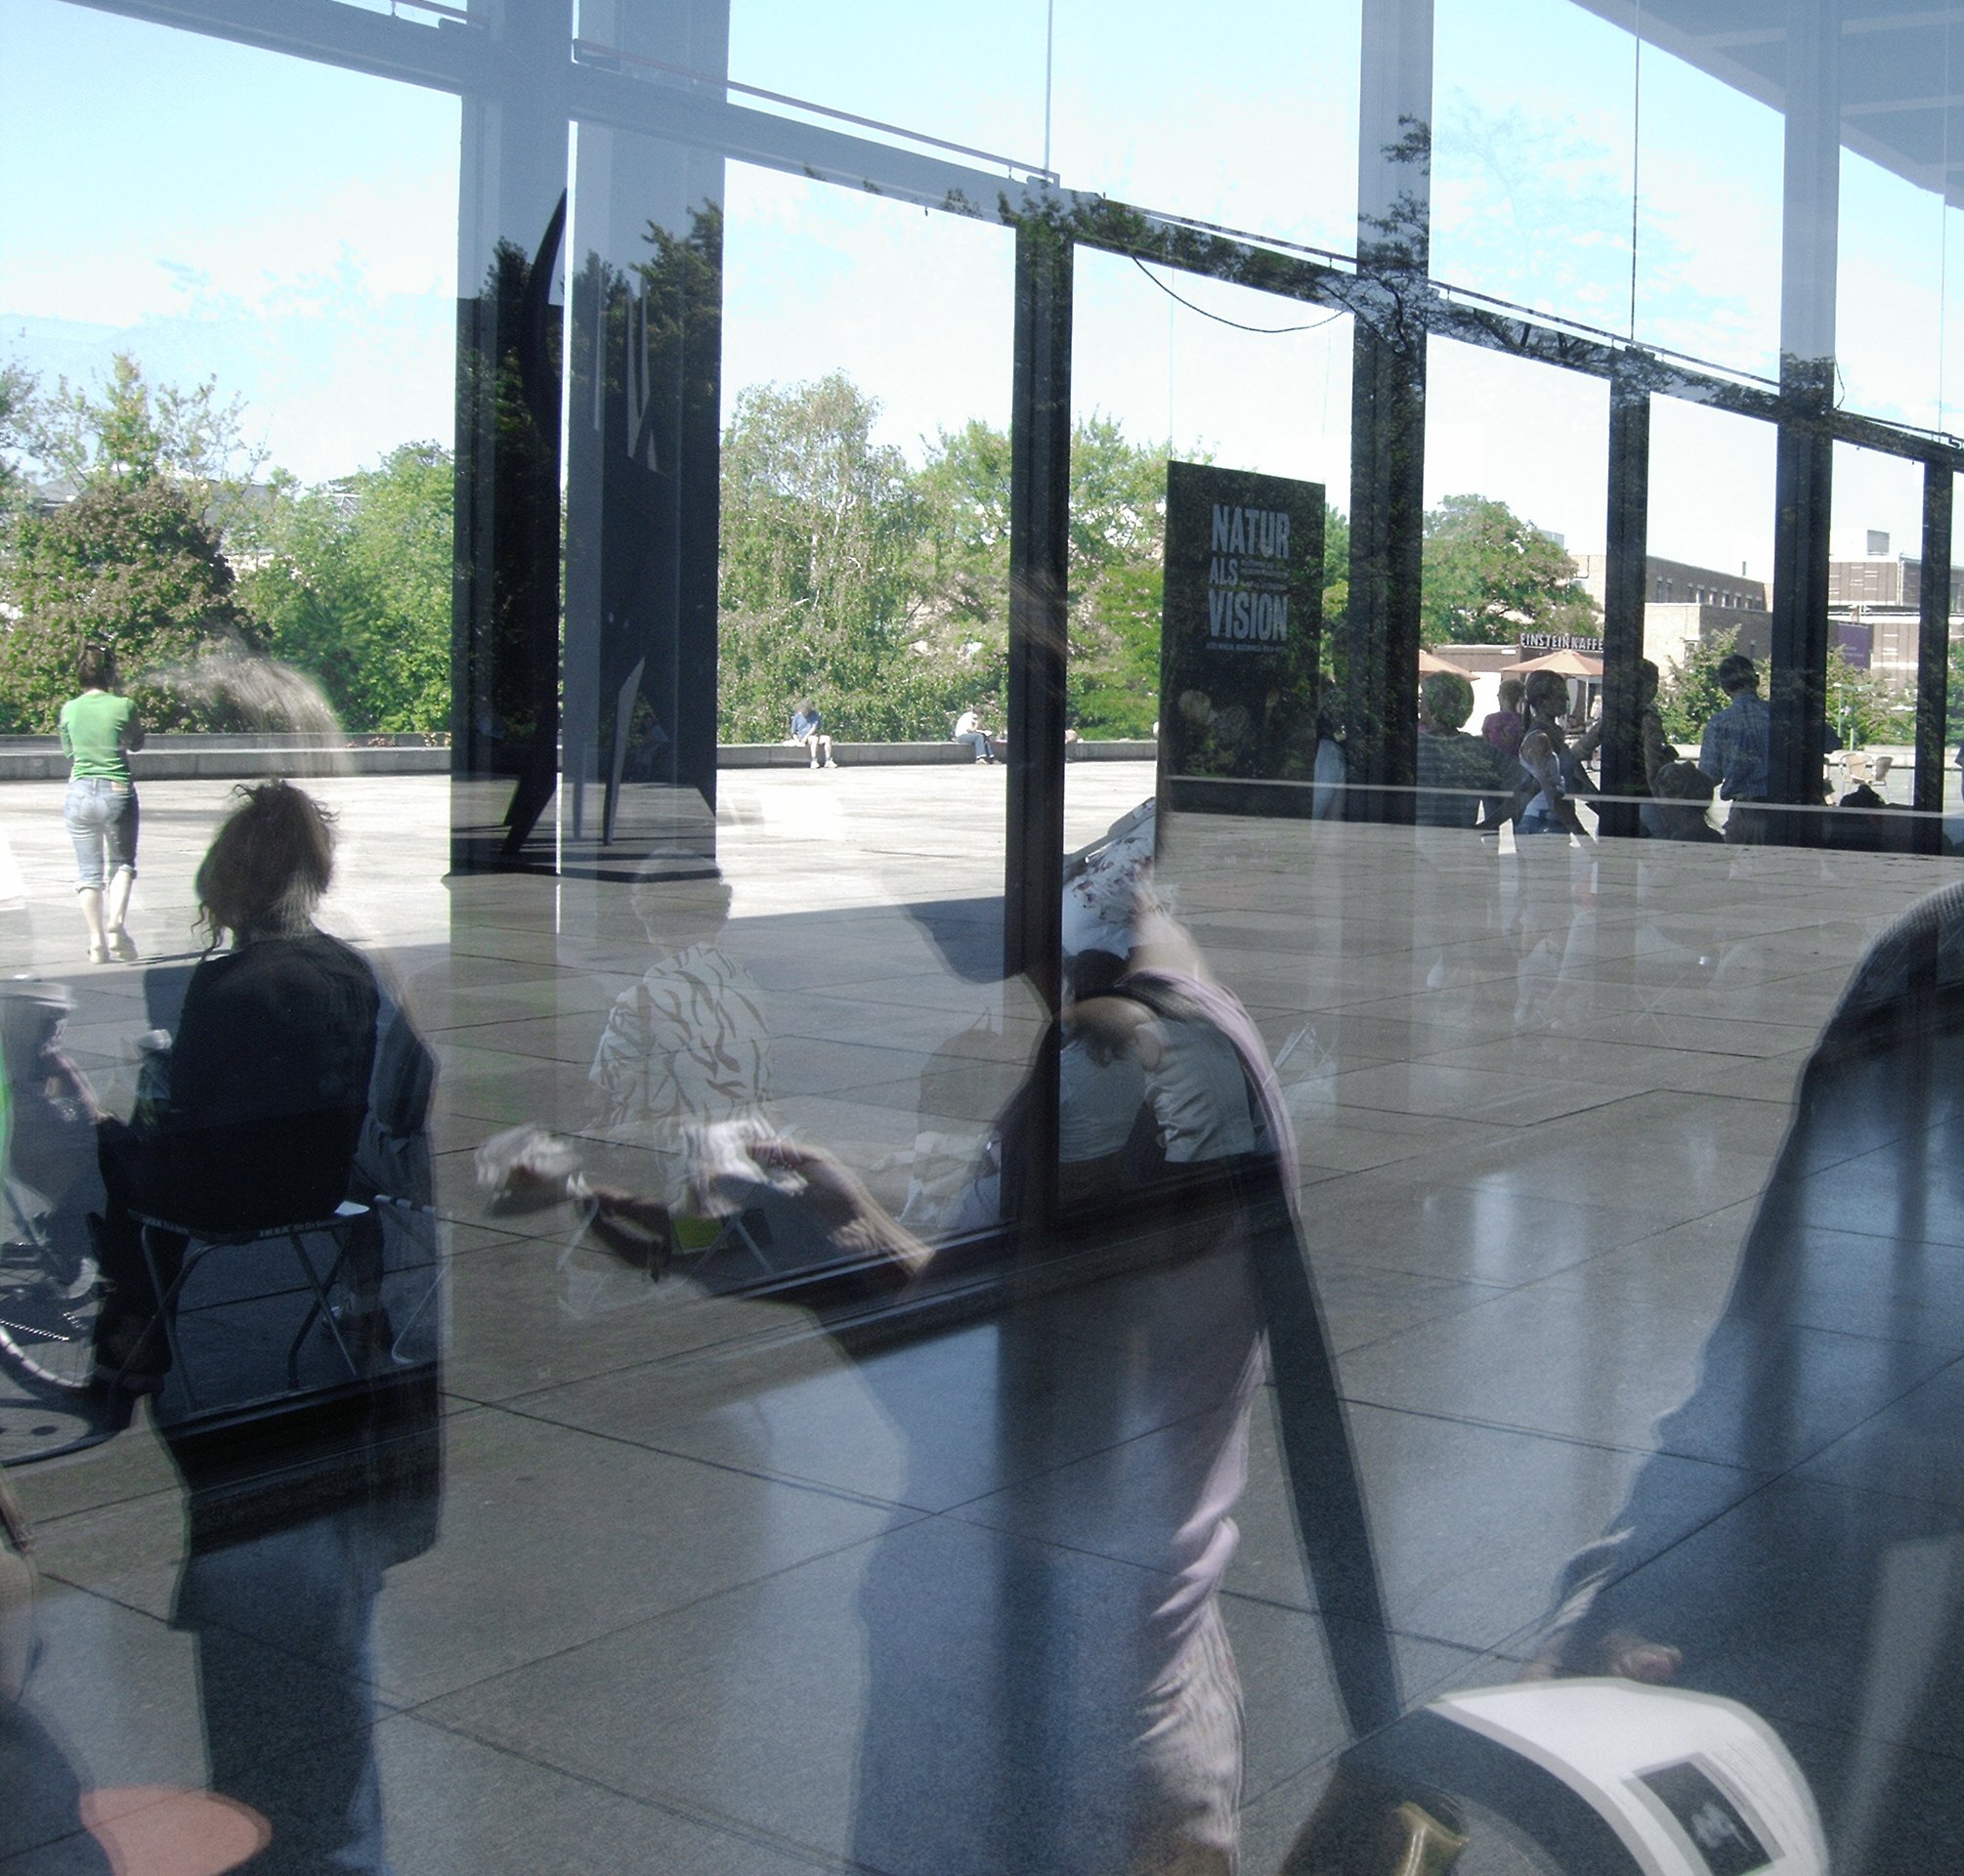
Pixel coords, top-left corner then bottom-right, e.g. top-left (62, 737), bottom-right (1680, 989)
top-left (64, 778), bottom-right (138, 889)
top-left (955, 731), bottom-right (993, 763)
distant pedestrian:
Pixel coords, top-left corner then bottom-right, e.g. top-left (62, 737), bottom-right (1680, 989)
top-left (953, 708), bottom-right (997, 764)
top-left (1480, 676), bottom-right (1527, 761)
top-left (1415, 670), bottom-right (1508, 829)
top-left (789, 699), bottom-right (835, 769)
top-left (1697, 653), bottom-right (1771, 843)
top-left (59, 641), bottom-right (144, 963)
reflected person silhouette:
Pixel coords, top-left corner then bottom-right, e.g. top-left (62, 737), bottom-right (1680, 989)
top-left (586, 847), bottom-right (773, 1260)
top-left (702, 892), bottom-right (1393, 1871)
top-left (858, 893), bottom-right (1395, 1873)
top-left (90, 781), bottom-right (439, 1876)
top-left (1523, 878), bottom-right (1964, 1873)
top-left (570, 823), bottom-right (1396, 1869)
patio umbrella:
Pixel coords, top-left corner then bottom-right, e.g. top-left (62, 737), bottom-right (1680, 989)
top-left (1511, 648), bottom-right (1602, 677)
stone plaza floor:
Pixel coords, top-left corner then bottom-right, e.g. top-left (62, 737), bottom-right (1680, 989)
top-left (5, 763), bottom-right (1963, 1870)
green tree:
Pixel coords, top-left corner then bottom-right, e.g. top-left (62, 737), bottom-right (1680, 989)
top-left (1656, 626), bottom-right (1738, 744)
top-left (28, 352), bottom-right (266, 533)
top-left (0, 359), bottom-right (37, 528)
top-left (916, 418), bottom-right (1351, 739)
top-left (0, 476), bottom-right (260, 731)
top-left (0, 354), bottom-right (278, 730)
top-left (719, 372), bottom-right (962, 741)
top-left (1826, 644), bottom-right (1910, 750)
top-left (1420, 493), bottom-right (1599, 646)
top-left (243, 443), bottom-right (455, 733)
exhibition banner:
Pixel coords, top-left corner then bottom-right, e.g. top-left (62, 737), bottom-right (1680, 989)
top-left (1159, 460), bottom-right (1325, 794)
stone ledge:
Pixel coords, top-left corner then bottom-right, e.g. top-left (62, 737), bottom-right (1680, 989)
top-left (716, 739), bottom-right (1156, 768)
top-left (0, 737), bottom-right (1157, 781)
top-left (0, 743), bottom-right (448, 781)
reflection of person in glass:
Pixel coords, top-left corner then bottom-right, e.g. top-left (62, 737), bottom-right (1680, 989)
top-left (1523, 880), bottom-right (1964, 1873)
top-left (1415, 671), bottom-right (1509, 830)
top-left (587, 849), bottom-right (773, 1243)
top-left (92, 781), bottom-right (439, 1876)
top-left (625, 879), bottom-right (1394, 1872)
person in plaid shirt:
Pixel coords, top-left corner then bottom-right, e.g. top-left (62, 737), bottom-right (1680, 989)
top-left (1698, 653), bottom-right (1771, 842)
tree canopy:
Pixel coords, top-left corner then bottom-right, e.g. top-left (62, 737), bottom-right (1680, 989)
top-left (0, 351), bottom-right (1673, 752)
top-left (1420, 492), bottom-right (1599, 646)
top-left (242, 444), bottom-right (454, 735)
top-left (0, 475), bottom-right (258, 732)
top-left (0, 356), bottom-right (270, 731)
top-left (718, 372), bottom-right (956, 742)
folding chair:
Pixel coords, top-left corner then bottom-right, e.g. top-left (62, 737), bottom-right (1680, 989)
top-left (117, 1201), bottom-right (374, 1413)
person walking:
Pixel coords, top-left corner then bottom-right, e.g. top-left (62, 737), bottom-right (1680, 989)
top-left (59, 641), bottom-right (144, 963)
top-left (1697, 652), bottom-right (1772, 843)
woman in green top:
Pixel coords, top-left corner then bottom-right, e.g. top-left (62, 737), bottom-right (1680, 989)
top-left (58, 641), bottom-right (144, 963)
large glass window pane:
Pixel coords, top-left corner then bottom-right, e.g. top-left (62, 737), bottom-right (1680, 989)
top-left (1642, 393), bottom-right (1777, 826)
top-left (1826, 442), bottom-right (1923, 808)
top-left (1836, 12), bottom-right (1964, 431)
top-left (1422, 337), bottom-right (1608, 797)
top-left (723, 0), bottom-right (1049, 170)
top-left (1051, 0), bottom-right (1361, 254)
top-left (1433, 1), bottom-right (1782, 382)
top-left (1431, 0), bottom-right (1636, 334)
top-left (711, 163), bottom-right (1022, 1241)
top-left (1063, 249), bottom-right (1352, 849)
top-left (1629, 27), bottom-right (1782, 382)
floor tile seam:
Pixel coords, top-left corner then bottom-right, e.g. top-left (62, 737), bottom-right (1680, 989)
top-left (1237, 1739), bottom-right (1352, 1811)
top-left (1213, 1583), bottom-right (1504, 1662)
top-left (33, 1567), bottom-right (408, 1720)
top-left (911, 1502), bottom-right (1201, 1591)
top-left (1331, 1393), bottom-right (1780, 1477)
top-left (472, 1393), bottom-right (929, 1515)
top-left (1423, 1033), bottom-right (1812, 1068)
top-left (1774, 1346), bottom-right (1964, 1487)
top-left (380, 1517), bottom-right (923, 1714)
top-left (1302, 1084), bottom-right (1643, 1128)
top-left (22, 1477), bottom-right (185, 1532)
top-left (1473, 1466), bottom-right (1813, 1666)
top-left (1323, 1270), bottom-right (1657, 1364)
top-left (373, 1706), bottom-right (866, 1872)
top-left (922, 1389), bottom-right (1274, 1526)
top-left (437, 1295), bottom-right (790, 1372)
top-left (471, 1310), bottom-right (935, 1412)
top-left (1391, 1159), bottom-right (1769, 1226)
top-left (1309, 1255), bottom-right (1519, 1299)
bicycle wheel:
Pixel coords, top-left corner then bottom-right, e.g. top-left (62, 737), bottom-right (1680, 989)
top-left (0, 1230), bottom-right (100, 1395)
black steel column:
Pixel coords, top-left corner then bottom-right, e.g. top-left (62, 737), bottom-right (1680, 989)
top-left (1003, 218), bottom-right (1072, 1236)
top-left (1915, 461), bottom-right (1953, 848)
top-left (450, 0), bottom-right (573, 875)
top-left (1343, 0), bottom-right (1432, 823)
top-left (1345, 324), bottom-right (1426, 821)
top-left (1768, 0), bottom-right (1839, 837)
top-left (1597, 372), bottom-right (1650, 840)
top-left (1769, 398), bottom-right (1834, 823)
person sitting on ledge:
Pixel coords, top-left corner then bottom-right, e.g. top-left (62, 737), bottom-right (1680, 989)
top-left (953, 707), bottom-right (997, 764)
top-left (788, 699), bottom-right (834, 769)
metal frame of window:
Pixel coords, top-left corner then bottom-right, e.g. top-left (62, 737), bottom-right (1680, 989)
top-left (61, 0), bottom-right (1964, 900)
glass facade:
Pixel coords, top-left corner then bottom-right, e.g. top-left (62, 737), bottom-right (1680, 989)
top-left (6, 4), bottom-right (1964, 1872)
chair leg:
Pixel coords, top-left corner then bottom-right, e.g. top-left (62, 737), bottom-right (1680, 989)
top-left (133, 1227), bottom-right (196, 1410)
top-left (387, 1264), bottom-right (444, 1363)
top-left (287, 1227), bottom-right (363, 1382)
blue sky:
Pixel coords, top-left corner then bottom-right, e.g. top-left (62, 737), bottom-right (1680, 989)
top-left (3, 0), bottom-right (1957, 581)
